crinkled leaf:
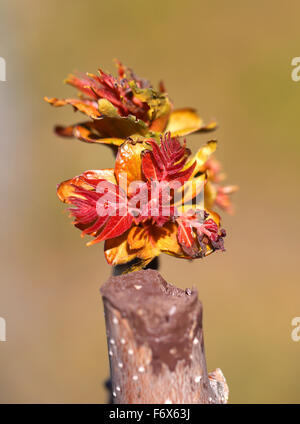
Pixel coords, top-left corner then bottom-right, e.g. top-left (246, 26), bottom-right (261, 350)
top-left (130, 83), bottom-right (172, 124)
top-left (177, 220), bottom-right (199, 257)
top-left (44, 96), bottom-right (99, 118)
top-left (92, 115), bottom-right (148, 139)
top-left (142, 134), bottom-right (195, 185)
top-left (55, 122), bottom-right (124, 146)
top-left (127, 225), bottom-right (160, 260)
top-left (88, 213), bottom-right (133, 245)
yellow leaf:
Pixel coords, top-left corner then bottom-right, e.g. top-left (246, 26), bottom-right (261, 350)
top-left (206, 209), bottom-right (221, 226)
top-left (73, 123), bottom-right (124, 145)
top-left (97, 99), bottom-right (120, 118)
top-left (104, 230), bottom-right (137, 265)
top-left (165, 108), bottom-right (217, 137)
top-left (155, 223), bottom-right (184, 256)
top-left (204, 181), bottom-right (217, 210)
top-left (188, 140), bottom-right (217, 177)
top-left (93, 115), bottom-right (148, 139)
top-left (54, 122), bottom-right (125, 146)
top-left (174, 173), bottom-right (206, 210)
top-left (130, 84), bottom-right (172, 124)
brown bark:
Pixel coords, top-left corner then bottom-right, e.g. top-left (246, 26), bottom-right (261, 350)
top-left (101, 269), bottom-right (228, 404)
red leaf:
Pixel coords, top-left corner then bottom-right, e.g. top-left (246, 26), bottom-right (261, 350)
top-left (177, 220), bottom-right (199, 257)
top-left (66, 68), bottom-right (150, 121)
top-left (177, 220), bottom-right (194, 248)
top-left (88, 214), bottom-right (133, 245)
top-left (68, 178), bottom-right (132, 244)
top-left (142, 150), bottom-right (163, 181)
top-left (142, 133), bottom-right (195, 185)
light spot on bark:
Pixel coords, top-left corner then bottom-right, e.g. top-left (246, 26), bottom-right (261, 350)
top-left (169, 306), bottom-right (176, 315)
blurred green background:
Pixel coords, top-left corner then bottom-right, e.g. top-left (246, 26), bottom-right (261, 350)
top-left (0, 0), bottom-right (299, 404)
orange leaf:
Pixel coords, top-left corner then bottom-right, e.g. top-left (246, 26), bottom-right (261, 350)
top-left (57, 169), bottom-right (116, 203)
top-left (54, 122), bottom-right (124, 146)
top-left (155, 223), bottom-right (184, 257)
top-left (115, 140), bottom-right (146, 189)
top-left (105, 230), bottom-right (137, 265)
top-left (127, 224), bottom-right (160, 260)
top-left (44, 96), bottom-right (99, 118)
top-left (128, 226), bottom-right (146, 250)
top-left (149, 113), bottom-right (170, 132)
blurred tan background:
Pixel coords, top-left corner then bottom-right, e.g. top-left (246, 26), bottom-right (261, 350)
top-left (0, 0), bottom-right (299, 403)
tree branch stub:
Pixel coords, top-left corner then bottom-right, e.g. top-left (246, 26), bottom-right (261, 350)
top-left (101, 269), bottom-right (228, 404)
